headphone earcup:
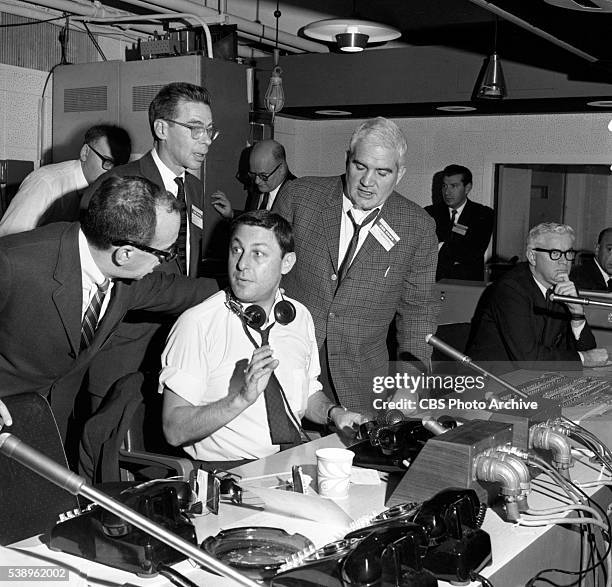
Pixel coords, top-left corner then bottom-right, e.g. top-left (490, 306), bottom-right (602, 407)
top-left (274, 299), bottom-right (296, 325)
top-left (243, 305), bottom-right (267, 328)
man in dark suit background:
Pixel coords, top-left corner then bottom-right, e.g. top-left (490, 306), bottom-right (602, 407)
top-left (213, 139), bottom-right (296, 217)
top-left (467, 222), bottom-right (608, 372)
top-left (570, 227), bottom-right (612, 292)
top-left (244, 140), bottom-right (295, 211)
top-left (0, 176), bottom-right (215, 453)
top-left (425, 164), bottom-right (494, 281)
top-left (81, 82), bottom-right (226, 410)
top-left (275, 117), bottom-right (438, 416)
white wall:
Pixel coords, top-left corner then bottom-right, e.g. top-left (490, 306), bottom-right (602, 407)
top-left (0, 64), bottom-right (51, 165)
top-left (275, 113), bottom-right (612, 211)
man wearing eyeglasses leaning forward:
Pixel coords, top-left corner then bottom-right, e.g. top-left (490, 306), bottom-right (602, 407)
top-left (0, 176), bottom-right (217, 461)
top-left (79, 82), bottom-right (224, 413)
top-left (0, 124), bottom-right (131, 237)
top-left (467, 222), bottom-right (609, 372)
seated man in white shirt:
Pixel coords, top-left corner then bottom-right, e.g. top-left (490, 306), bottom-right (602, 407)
top-left (160, 210), bottom-right (366, 465)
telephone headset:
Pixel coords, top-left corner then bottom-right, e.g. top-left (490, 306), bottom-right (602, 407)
top-left (224, 289), bottom-right (308, 442)
top-left (224, 288), bottom-right (296, 329)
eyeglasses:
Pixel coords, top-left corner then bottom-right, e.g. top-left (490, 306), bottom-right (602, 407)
top-left (112, 240), bottom-right (177, 263)
top-left (532, 247), bottom-right (577, 261)
top-left (247, 161), bottom-right (282, 182)
top-left (163, 119), bottom-right (220, 142)
top-left (88, 144), bottom-right (115, 171)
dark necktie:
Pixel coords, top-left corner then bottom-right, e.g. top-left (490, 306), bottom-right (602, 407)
top-left (80, 279), bottom-right (110, 351)
top-left (608, 277), bottom-right (612, 292)
top-left (450, 209), bottom-right (457, 226)
top-left (337, 209), bottom-right (379, 284)
top-left (255, 324), bottom-right (302, 450)
top-left (258, 192), bottom-right (270, 211)
top-left (174, 177), bottom-right (188, 274)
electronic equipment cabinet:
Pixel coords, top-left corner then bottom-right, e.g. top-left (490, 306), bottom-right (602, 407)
top-left (52, 56), bottom-right (249, 264)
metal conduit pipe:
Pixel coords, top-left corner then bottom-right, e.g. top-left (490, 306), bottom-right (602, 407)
top-left (118, 0), bottom-right (329, 53)
top-left (474, 454), bottom-right (523, 521)
top-left (467, 0), bottom-right (598, 63)
top-left (19, 0), bottom-right (160, 36)
top-left (0, 0), bottom-right (141, 37)
top-left (529, 424), bottom-right (573, 478)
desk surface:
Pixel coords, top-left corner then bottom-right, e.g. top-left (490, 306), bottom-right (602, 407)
top-left (5, 427), bottom-right (612, 587)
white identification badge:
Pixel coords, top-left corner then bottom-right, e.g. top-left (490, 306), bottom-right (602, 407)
top-left (452, 223), bottom-right (468, 236)
top-left (191, 205), bottom-right (204, 229)
top-left (371, 218), bottom-right (400, 251)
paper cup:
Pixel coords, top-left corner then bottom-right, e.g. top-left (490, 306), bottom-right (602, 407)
top-left (316, 448), bottom-right (354, 499)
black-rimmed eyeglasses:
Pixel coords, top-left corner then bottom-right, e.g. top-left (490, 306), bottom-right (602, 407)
top-left (532, 247), bottom-right (577, 261)
top-left (163, 119), bottom-right (220, 142)
top-left (88, 144), bottom-right (115, 171)
top-left (112, 240), bottom-right (177, 263)
top-left (247, 161), bottom-right (282, 183)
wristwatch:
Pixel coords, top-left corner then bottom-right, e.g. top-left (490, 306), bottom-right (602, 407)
top-left (326, 404), bottom-right (346, 426)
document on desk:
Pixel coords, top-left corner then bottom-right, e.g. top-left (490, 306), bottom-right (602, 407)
top-left (243, 486), bottom-right (353, 527)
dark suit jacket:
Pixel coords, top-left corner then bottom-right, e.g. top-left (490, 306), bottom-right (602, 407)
top-left (0, 222), bottom-right (216, 444)
top-left (275, 175), bottom-right (439, 413)
top-left (466, 262), bottom-right (596, 370)
top-left (81, 151), bottom-right (204, 276)
top-left (244, 171), bottom-right (296, 212)
top-left (424, 199), bottom-right (494, 281)
top-left (80, 152), bottom-right (217, 402)
top-left (570, 257), bottom-right (610, 292)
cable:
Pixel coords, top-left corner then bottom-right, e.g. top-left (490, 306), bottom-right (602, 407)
top-left (470, 571), bottom-right (494, 587)
top-left (82, 22), bottom-right (107, 61)
top-left (0, 16), bottom-right (66, 27)
top-left (156, 563), bottom-right (199, 587)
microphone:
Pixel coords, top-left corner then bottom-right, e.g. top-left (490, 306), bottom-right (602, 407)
top-left (547, 291), bottom-right (612, 308)
top-left (425, 334), bottom-right (528, 399)
top-left (0, 433), bottom-right (260, 587)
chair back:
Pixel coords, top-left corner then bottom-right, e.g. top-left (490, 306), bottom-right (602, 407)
top-left (0, 393), bottom-right (79, 545)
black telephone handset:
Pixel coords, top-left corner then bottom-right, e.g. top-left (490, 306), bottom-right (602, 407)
top-left (408, 488), bottom-right (491, 583)
top-left (352, 416), bottom-right (434, 471)
top-left (48, 481), bottom-right (197, 576)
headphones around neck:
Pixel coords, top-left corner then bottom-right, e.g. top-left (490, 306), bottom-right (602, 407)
top-left (225, 289), bottom-right (296, 329)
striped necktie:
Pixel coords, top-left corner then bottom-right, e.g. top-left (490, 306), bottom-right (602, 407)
top-left (80, 279), bottom-right (110, 351)
top-left (174, 176), bottom-right (188, 274)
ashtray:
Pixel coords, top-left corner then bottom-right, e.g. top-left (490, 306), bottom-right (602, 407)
top-left (200, 527), bottom-right (314, 580)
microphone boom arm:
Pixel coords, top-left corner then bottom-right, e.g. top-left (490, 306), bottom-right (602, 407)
top-left (0, 433), bottom-right (260, 587)
top-left (548, 292), bottom-right (612, 308)
top-left (425, 334), bottom-right (529, 399)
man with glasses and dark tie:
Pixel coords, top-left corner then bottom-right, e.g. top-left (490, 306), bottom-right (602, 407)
top-left (80, 82), bottom-right (223, 412)
top-left (0, 124), bottom-right (130, 236)
top-left (0, 175), bottom-right (216, 461)
top-left (467, 222), bottom-right (608, 371)
top-left (211, 139), bottom-right (296, 219)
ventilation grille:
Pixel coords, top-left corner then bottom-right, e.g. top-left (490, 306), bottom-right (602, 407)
top-left (0, 12), bottom-right (97, 72)
top-left (132, 85), bottom-right (165, 112)
top-left (64, 86), bottom-right (107, 112)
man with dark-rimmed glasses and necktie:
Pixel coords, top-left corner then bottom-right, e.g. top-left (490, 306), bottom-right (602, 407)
top-left (467, 222), bottom-right (608, 372)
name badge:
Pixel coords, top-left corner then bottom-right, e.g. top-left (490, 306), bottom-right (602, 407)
top-left (371, 218), bottom-right (400, 251)
top-left (191, 205), bottom-right (204, 229)
top-left (452, 223), bottom-right (468, 236)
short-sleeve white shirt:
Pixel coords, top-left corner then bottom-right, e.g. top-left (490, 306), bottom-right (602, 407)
top-left (159, 290), bottom-right (322, 461)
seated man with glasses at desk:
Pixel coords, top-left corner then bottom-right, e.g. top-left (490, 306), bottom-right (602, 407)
top-left (467, 222), bottom-right (609, 372)
top-left (160, 210), bottom-right (366, 468)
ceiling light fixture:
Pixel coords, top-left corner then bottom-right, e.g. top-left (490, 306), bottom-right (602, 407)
top-left (264, 1), bottom-right (285, 123)
top-left (474, 17), bottom-right (507, 100)
top-left (303, 19), bottom-right (401, 52)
